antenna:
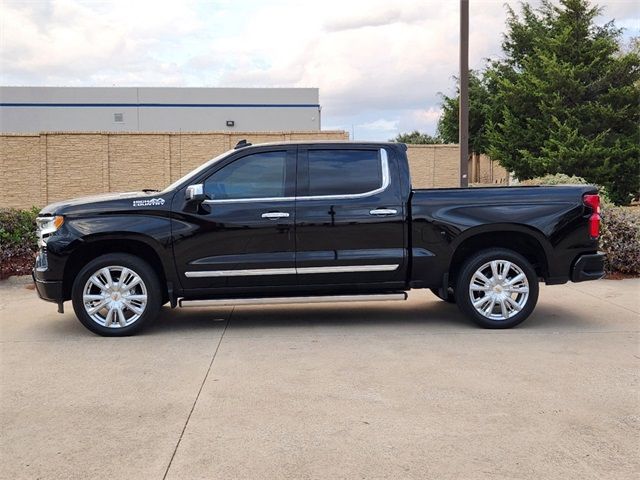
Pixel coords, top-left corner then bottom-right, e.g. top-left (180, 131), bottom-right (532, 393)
top-left (234, 139), bottom-right (252, 149)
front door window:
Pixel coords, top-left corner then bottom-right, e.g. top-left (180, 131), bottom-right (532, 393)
top-left (204, 151), bottom-right (287, 200)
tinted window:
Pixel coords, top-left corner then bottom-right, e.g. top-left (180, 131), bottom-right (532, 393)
top-left (307, 149), bottom-right (382, 196)
top-left (204, 151), bottom-right (287, 200)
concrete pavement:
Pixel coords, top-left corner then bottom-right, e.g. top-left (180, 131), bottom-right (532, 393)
top-left (1, 279), bottom-right (638, 479)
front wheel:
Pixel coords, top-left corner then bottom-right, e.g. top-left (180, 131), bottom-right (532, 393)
top-left (71, 253), bottom-right (162, 336)
top-left (455, 248), bottom-right (539, 329)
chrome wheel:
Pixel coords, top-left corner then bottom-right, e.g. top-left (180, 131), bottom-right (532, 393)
top-left (82, 266), bottom-right (148, 328)
top-left (468, 260), bottom-right (530, 321)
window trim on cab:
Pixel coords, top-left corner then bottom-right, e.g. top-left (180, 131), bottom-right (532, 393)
top-left (202, 148), bottom-right (389, 204)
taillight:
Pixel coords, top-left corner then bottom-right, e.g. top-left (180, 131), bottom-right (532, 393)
top-left (583, 194), bottom-right (600, 238)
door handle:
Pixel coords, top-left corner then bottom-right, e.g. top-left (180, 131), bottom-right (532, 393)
top-left (369, 208), bottom-right (398, 216)
top-left (261, 212), bottom-right (290, 219)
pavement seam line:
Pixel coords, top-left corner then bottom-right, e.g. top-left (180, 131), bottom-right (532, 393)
top-left (564, 283), bottom-right (640, 315)
top-left (161, 307), bottom-right (233, 480)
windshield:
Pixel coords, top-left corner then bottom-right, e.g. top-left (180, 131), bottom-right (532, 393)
top-left (162, 148), bottom-right (235, 192)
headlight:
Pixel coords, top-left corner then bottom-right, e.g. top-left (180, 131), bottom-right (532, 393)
top-left (36, 216), bottom-right (64, 246)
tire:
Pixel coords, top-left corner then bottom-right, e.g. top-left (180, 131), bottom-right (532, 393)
top-left (430, 287), bottom-right (456, 303)
top-left (71, 253), bottom-right (162, 336)
top-left (455, 248), bottom-right (539, 329)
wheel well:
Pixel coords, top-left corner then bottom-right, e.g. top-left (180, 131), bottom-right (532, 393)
top-left (63, 239), bottom-right (169, 301)
top-left (448, 231), bottom-right (548, 286)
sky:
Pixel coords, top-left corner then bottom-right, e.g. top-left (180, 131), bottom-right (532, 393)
top-left (0, 0), bottom-right (638, 140)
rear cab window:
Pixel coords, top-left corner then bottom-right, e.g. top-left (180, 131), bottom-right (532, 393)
top-left (305, 149), bottom-right (383, 197)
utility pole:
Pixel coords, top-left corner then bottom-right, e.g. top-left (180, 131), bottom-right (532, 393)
top-left (459, 0), bottom-right (469, 187)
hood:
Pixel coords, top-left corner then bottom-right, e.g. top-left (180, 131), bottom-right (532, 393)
top-left (39, 191), bottom-right (172, 216)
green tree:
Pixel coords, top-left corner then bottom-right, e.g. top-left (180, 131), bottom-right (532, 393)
top-left (391, 131), bottom-right (442, 144)
top-left (485, 0), bottom-right (640, 204)
top-left (437, 70), bottom-right (492, 156)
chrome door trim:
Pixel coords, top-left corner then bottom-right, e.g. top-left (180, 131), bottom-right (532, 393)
top-left (185, 268), bottom-right (297, 278)
top-left (202, 148), bottom-right (389, 204)
top-left (184, 263), bottom-right (399, 278)
top-left (296, 264), bottom-right (398, 274)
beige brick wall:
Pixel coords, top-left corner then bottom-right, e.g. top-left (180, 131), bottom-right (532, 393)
top-left (45, 134), bottom-right (108, 204)
top-left (108, 134), bottom-right (169, 192)
top-left (0, 131), bottom-right (348, 209)
top-left (406, 144), bottom-right (460, 188)
top-left (406, 146), bottom-right (509, 188)
top-left (476, 154), bottom-right (509, 185)
top-left (171, 133), bottom-right (230, 179)
top-left (0, 134), bottom-right (42, 208)
top-left (0, 133), bottom-right (508, 209)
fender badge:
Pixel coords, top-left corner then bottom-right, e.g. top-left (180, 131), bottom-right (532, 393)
top-left (133, 198), bottom-right (166, 207)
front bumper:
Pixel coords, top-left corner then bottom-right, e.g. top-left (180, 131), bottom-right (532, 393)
top-left (571, 253), bottom-right (605, 282)
top-left (32, 269), bottom-right (64, 303)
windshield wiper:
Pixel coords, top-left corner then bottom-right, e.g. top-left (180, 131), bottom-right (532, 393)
top-left (142, 189), bottom-right (160, 193)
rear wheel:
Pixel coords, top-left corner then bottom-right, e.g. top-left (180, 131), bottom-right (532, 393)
top-left (71, 254), bottom-right (161, 336)
top-left (455, 248), bottom-right (539, 328)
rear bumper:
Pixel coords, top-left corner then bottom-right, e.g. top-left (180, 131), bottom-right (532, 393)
top-left (32, 270), bottom-right (64, 303)
top-left (571, 253), bottom-right (605, 282)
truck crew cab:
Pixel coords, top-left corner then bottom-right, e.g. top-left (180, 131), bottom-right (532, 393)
top-left (33, 141), bottom-right (605, 336)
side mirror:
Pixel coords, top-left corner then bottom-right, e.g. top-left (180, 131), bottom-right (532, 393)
top-left (185, 184), bottom-right (205, 202)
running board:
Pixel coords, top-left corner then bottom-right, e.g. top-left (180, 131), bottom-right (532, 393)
top-left (178, 292), bottom-right (407, 308)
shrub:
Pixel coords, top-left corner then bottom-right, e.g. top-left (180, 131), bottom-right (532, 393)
top-left (520, 173), bottom-right (613, 205)
top-left (520, 173), bottom-right (589, 186)
top-left (0, 208), bottom-right (39, 250)
top-left (0, 207), bottom-right (39, 279)
top-left (600, 207), bottom-right (640, 275)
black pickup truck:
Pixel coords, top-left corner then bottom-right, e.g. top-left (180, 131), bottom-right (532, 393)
top-left (33, 141), bottom-right (604, 336)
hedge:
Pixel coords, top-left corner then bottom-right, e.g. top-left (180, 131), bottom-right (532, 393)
top-left (0, 207), bottom-right (39, 280)
top-left (600, 206), bottom-right (640, 275)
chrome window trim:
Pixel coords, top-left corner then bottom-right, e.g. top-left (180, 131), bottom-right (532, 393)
top-left (184, 263), bottom-right (399, 278)
top-left (202, 196), bottom-right (295, 204)
top-left (202, 148), bottom-right (389, 204)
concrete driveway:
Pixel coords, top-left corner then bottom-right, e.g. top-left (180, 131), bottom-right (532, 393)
top-left (1, 278), bottom-right (638, 480)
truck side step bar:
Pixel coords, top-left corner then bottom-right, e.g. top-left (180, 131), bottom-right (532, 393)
top-left (178, 292), bottom-right (408, 308)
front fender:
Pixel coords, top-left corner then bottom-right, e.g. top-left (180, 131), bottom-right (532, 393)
top-left (43, 214), bottom-right (175, 288)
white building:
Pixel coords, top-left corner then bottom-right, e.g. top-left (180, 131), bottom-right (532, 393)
top-left (0, 86), bottom-right (321, 133)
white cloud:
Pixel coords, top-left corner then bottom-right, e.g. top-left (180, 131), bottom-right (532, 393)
top-left (407, 107), bottom-right (443, 130)
top-left (357, 118), bottom-right (399, 131)
top-left (0, 0), bottom-right (204, 85)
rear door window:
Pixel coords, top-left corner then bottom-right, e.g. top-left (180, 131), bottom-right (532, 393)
top-left (306, 149), bottom-right (382, 196)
